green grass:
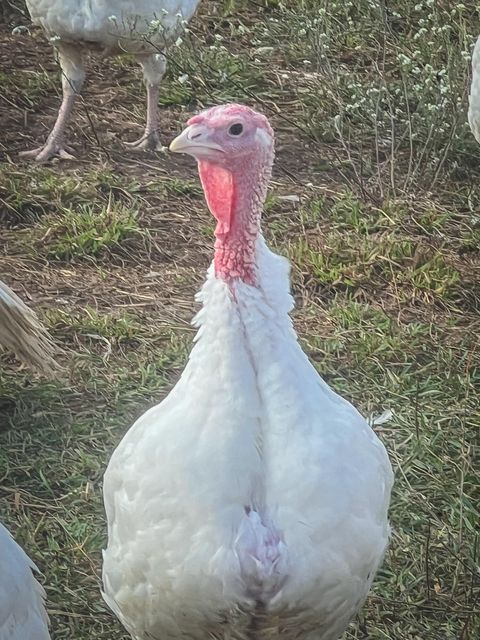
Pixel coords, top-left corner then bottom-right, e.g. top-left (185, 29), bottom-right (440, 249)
top-left (288, 196), bottom-right (462, 299)
top-left (33, 203), bottom-right (143, 261)
top-left (0, 1), bottom-right (479, 639)
top-left (0, 68), bottom-right (56, 106)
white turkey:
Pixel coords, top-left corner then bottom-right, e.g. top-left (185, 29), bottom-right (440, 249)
top-left (0, 522), bottom-right (51, 639)
top-left (0, 280), bottom-right (57, 374)
top-left (102, 104), bottom-right (394, 640)
top-left (468, 35), bottom-right (480, 143)
top-left (20, 0), bottom-right (201, 161)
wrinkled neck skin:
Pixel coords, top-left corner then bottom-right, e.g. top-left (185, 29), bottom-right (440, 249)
top-left (200, 151), bottom-right (272, 288)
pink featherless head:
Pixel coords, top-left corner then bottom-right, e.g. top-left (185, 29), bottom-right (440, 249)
top-left (187, 103), bottom-right (274, 140)
top-left (169, 104), bottom-right (275, 284)
top-left (170, 103), bottom-right (275, 165)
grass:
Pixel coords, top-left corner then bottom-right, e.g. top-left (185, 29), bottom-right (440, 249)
top-left (31, 202), bottom-right (143, 261)
top-left (290, 228), bottom-right (461, 296)
top-left (0, 68), bottom-right (55, 106)
top-left (0, 1), bottom-right (479, 639)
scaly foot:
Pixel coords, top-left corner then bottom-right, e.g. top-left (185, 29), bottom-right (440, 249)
top-left (124, 130), bottom-right (163, 151)
top-left (19, 140), bottom-right (76, 163)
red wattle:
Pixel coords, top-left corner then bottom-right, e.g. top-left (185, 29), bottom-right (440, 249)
top-left (198, 161), bottom-right (234, 236)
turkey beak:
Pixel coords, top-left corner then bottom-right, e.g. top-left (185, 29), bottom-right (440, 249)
top-left (169, 125), bottom-right (224, 156)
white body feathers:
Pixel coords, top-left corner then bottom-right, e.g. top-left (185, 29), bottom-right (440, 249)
top-left (0, 523), bottom-right (50, 640)
top-left (103, 238), bottom-right (393, 640)
top-left (25, 0), bottom-right (199, 54)
top-left (469, 35), bottom-right (480, 143)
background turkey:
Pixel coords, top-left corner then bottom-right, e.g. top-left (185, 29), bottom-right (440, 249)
top-left (19, 0), bottom-right (201, 161)
top-left (468, 35), bottom-right (480, 144)
top-left (0, 522), bottom-right (51, 639)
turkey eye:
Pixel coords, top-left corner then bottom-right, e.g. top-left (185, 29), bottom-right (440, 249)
top-left (228, 123), bottom-right (243, 136)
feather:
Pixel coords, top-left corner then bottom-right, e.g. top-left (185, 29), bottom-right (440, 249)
top-left (0, 280), bottom-right (58, 375)
top-left (0, 523), bottom-right (51, 640)
top-left (468, 35), bottom-right (480, 143)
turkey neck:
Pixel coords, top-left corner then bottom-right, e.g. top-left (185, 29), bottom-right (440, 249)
top-left (203, 151), bottom-right (273, 287)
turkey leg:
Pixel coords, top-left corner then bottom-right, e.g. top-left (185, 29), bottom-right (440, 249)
top-left (20, 43), bottom-right (85, 162)
top-left (125, 53), bottom-right (166, 151)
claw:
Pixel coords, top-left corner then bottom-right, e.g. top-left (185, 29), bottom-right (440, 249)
top-left (19, 141), bottom-right (76, 163)
top-left (124, 131), bottom-right (163, 152)
top-left (58, 148), bottom-right (76, 160)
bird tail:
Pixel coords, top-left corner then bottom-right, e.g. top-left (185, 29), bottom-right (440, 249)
top-left (0, 280), bottom-right (59, 375)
